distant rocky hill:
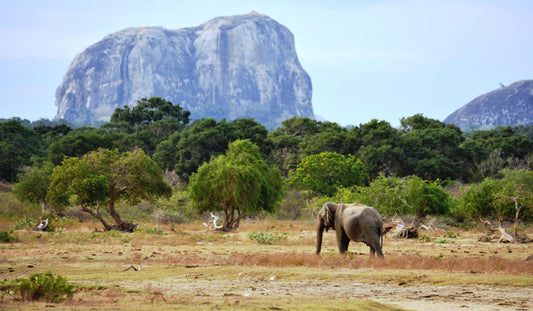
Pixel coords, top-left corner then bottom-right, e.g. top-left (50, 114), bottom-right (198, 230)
top-left (55, 12), bottom-right (314, 129)
top-left (444, 80), bottom-right (533, 129)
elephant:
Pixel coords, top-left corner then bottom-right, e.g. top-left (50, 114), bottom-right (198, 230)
top-left (316, 202), bottom-right (384, 258)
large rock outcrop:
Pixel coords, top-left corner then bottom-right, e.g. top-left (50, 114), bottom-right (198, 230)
top-left (55, 12), bottom-right (314, 128)
top-left (444, 80), bottom-right (533, 129)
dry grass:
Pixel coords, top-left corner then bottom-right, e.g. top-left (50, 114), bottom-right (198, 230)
top-left (1, 220), bottom-right (532, 310)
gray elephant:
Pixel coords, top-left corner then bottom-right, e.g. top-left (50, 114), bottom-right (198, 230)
top-left (316, 202), bottom-right (384, 258)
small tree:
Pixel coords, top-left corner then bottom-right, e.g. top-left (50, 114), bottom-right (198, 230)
top-left (289, 152), bottom-right (367, 197)
top-left (47, 148), bottom-right (172, 232)
top-left (402, 176), bottom-right (450, 227)
top-left (454, 170), bottom-right (533, 243)
top-left (189, 140), bottom-right (283, 231)
top-left (13, 161), bottom-right (56, 214)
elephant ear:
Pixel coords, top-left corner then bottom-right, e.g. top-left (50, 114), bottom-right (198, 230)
top-left (324, 205), bottom-right (334, 230)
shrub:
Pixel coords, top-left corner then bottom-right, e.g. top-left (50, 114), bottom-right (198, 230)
top-left (248, 231), bottom-right (287, 244)
top-left (1, 271), bottom-right (74, 303)
top-left (135, 225), bottom-right (165, 235)
top-left (0, 230), bottom-right (17, 243)
top-left (8, 217), bottom-right (35, 231)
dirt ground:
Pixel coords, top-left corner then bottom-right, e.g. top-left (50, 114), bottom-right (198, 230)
top-left (1, 220), bottom-right (532, 310)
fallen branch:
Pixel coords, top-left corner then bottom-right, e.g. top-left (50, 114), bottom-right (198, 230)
top-left (203, 212), bottom-right (223, 231)
top-left (123, 265), bottom-right (141, 271)
top-left (384, 219), bottom-right (418, 239)
top-left (478, 218), bottom-right (529, 243)
top-left (32, 218), bottom-right (49, 231)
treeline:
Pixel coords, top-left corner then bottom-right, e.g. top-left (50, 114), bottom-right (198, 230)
top-left (3, 98), bottom-right (531, 184)
top-left (1, 97), bottom-right (533, 229)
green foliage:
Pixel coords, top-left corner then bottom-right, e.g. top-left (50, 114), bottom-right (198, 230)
top-left (47, 127), bottom-right (119, 165)
top-left (1, 271), bottom-right (74, 303)
top-left (0, 120), bottom-right (42, 182)
top-left (248, 231), bottom-right (287, 244)
top-left (275, 190), bottom-right (307, 220)
top-left (189, 140), bottom-right (284, 230)
top-left (47, 148), bottom-right (172, 231)
top-left (154, 118), bottom-right (271, 180)
top-left (452, 170), bottom-right (533, 222)
top-left (13, 160), bottom-right (55, 213)
top-left (154, 189), bottom-right (196, 224)
top-left (110, 96), bottom-right (190, 127)
top-left (356, 119), bottom-right (402, 179)
top-left (289, 152), bottom-right (368, 197)
top-left (466, 126), bottom-right (533, 178)
top-left (332, 176), bottom-right (450, 218)
top-left (0, 230), bottom-right (17, 243)
top-left (403, 175), bottom-right (450, 218)
top-left (333, 177), bottom-right (405, 216)
top-left (135, 225), bottom-right (165, 235)
top-left (9, 217), bottom-right (35, 231)
top-left (398, 115), bottom-right (474, 182)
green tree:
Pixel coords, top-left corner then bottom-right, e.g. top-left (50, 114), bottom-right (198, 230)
top-left (13, 161), bottom-right (56, 214)
top-left (109, 97), bottom-right (190, 127)
top-left (398, 115), bottom-right (474, 181)
top-left (47, 127), bottom-right (119, 165)
top-left (289, 152), bottom-right (367, 197)
top-left (189, 140), bottom-right (283, 231)
top-left (172, 118), bottom-right (236, 180)
top-left (466, 127), bottom-right (532, 178)
top-left (0, 120), bottom-right (42, 182)
top-left (402, 175), bottom-right (450, 225)
top-left (47, 148), bottom-right (172, 231)
top-left (269, 118), bottom-right (352, 178)
top-left (299, 121), bottom-right (358, 158)
top-left (355, 119), bottom-right (402, 179)
top-left (453, 170), bottom-right (533, 234)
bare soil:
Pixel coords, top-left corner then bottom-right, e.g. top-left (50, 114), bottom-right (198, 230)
top-left (1, 220), bottom-right (532, 310)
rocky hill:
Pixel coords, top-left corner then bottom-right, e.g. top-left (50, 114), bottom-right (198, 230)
top-left (55, 12), bottom-right (314, 128)
top-left (444, 80), bottom-right (533, 129)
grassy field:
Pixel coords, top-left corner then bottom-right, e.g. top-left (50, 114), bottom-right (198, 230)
top-left (1, 219), bottom-right (532, 310)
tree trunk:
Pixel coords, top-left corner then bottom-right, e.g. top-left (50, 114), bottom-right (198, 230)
top-left (80, 203), bottom-right (113, 231)
top-left (40, 200), bottom-right (50, 214)
top-left (513, 200), bottom-right (521, 240)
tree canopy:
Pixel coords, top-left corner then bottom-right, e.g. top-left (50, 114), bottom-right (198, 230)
top-left (47, 148), bottom-right (172, 231)
top-left (189, 140), bottom-right (283, 231)
top-left (288, 151), bottom-right (368, 197)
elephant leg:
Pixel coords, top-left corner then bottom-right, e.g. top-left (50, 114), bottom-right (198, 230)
top-left (337, 229), bottom-right (350, 254)
top-left (369, 246), bottom-right (376, 258)
top-left (372, 239), bottom-right (384, 258)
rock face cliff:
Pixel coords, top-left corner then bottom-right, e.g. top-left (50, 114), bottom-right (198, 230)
top-left (55, 12), bottom-right (314, 128)
top-left (444, 80), bottom-right (533, 129)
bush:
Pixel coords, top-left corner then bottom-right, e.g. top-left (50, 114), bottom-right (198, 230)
top-left (275, 190), bottom-right (307, 220)
top-left (248, 231), bottom-right (287, 244)
top-left (1, 271), bottom-right (74, 303)
top-left (0, 191), bottom-right (40, 220)
top-left (0, 230), bottom-right (17, 243)
top-left (135, 225), bottom-right (165, 235)
top-left (8, 217), bottom-right (35, 231)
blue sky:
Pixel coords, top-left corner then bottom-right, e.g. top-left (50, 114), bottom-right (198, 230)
top-left (1, 0), bottom-right (532, 127)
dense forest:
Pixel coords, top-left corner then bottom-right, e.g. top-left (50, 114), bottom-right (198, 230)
top-left (1, 97), bottom-right (532, 235)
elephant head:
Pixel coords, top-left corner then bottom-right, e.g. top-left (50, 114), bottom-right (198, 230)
top-left (316, 202), bottom-right (337, 254)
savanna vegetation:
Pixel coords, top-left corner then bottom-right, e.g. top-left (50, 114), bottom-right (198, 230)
top-left (1, 96), bottom-right (533, 309)
top-left (2, 97), bottom-right (532, 233)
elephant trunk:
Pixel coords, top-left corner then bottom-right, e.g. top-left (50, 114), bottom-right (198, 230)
top-left (316, 221), bottom-right (325, 255)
